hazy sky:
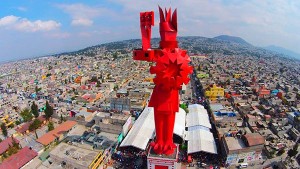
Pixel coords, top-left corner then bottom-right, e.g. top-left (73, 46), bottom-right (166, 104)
top-left (0, 0), bottom-right (299, 62)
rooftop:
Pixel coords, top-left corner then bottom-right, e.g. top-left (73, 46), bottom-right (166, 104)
top-left (36, 121), bottom-right (77, 146)
top-left (243, 133), bottom-right (265, 146)
top-left (49, 142), bottom-right (98, 168)
top-left (225, 137), bottom-right (246, 151)
top-left (0, 137), bottom-right (19, 154)
top-left (0, 146), bottom-right (38, 169)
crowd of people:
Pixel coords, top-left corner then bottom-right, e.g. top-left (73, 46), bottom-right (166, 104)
top-left (111, 147), bottom-right (147, 169)
top-left (191, 152), bottom-right (226, 168)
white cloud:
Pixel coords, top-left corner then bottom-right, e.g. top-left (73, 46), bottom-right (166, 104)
top-left (58, 3), bottom-right (107, 27)
top-left (0, 15), bottom-right (60, 32)
top-left (108, 0), bottom-right (300, 52)
top-left (72, 18), bottom-right (93, 26)
top-left (0, 15), bottom-right (19, 26)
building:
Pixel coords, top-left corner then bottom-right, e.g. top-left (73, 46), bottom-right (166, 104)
top-left (234, 74), bottom-right (243, 79)
top-left (205, 84), bottom-right (224, 101)
top-left (36, 121), bottom-right (77, 146)
top-left (258, 85), bottom-right (270, 98)
top-left (197, 73), bottom-right (209, 79)
top-left (288, 127), bottom-right (300, 142)
top-left (49, 142), bottom-right (102, 169)
top-left (222, 133), bottom-right (265, 166)
top-left (16, 115), bottom-right (47, 135)
top-left (0, 146), bottom-right (37, 169)
top-left (0, 137), bottom-right (20, 157)
top-left (110, 98), bottom-right (131, 111)
top-left (94, 112), bottom-right (131, 135)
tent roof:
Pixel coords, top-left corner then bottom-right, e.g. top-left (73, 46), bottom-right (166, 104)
top-left (120, 107), bottom-right (187, 150)
top-left (120, 107), bottom-right (155, 150)
top-left (174, 108), bottom-right (186, 139)
top-left (187, 105), bottom-right (211, 129)
top-left (186, 129), bottom-right (217, 154)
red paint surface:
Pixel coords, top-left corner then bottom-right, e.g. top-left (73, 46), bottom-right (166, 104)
top-left (133, 7), bottom-right (192, 155)
top-left (155, 165), bottom-right (168, 169)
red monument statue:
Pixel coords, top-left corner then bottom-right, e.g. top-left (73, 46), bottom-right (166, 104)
top-left (133, 7), bottom-right (192, 155)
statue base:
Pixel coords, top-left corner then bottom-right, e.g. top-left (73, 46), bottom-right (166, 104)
top-left (147, 144), bottom-right (180, 169)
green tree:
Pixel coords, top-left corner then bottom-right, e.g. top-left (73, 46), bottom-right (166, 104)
top-left (47, 121), bottom-right (54, 131)
top-left (20, 108), bottom-right (33, 122)
top-left (29, 119), bottom-right (42, 131)
top-left (15, 120), bottom-right (21, 125)
top-left (288, 143), bottom-right (299, 157)
top-left (7, 144), bottom-right (18, 156)
top-left (1, 123), bottom-right (8, 137)
top-left (31, 101), bottom-right (39, 118)
top-left (96, 81), bottom-right (101, 87)
top-left (60, 114), bottom-right (64, 123)
top-left (277, 149), bottom-right (285, 156)
top-left (35, 86), bottom-right (41, 93)
top-left (11, 137), bottom-right (19, 149)
top-left (91, 76), bottom-right (98, 82)
top-left (44, 101), bottom-right (53, 119)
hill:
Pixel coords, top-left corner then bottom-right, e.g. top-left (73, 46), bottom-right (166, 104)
top-left (56, 36), bottom-right (298, 62)
top-left (214, 35), bottom-right (251, 46)
top-left (264, 45), bottom-right (300, 59)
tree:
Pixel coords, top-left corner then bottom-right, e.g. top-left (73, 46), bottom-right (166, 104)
top-left (288, 143), bottom-right (299, 157)
top-left (96, 81), bottom-right (101, 87)
top-left (15, 120), bottom-right (22, 125)
top-left (48, 121), bottom-right (54, 131)
top-left (11, 137), bottom-right (19, 149)
top-left (29, 119), bottom-right (42, 131)
top-left (20, 108), bottom-right (33, 122)
top-left (91, 76), bottom-right (98, 82)
top-left (60, 114), bottom-right (64, 123)
top-left (31, 101), bottom-right (39, 118)
top-left (44, 101), bottom-right (53, 119)
top-left (35, 86), bottom-right (41, 94)
top-left (277, 149), bottom-right (285, 156)
top-left (1, 123), bottom-right (8, 137)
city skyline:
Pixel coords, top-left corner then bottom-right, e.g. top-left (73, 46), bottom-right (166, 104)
top-left (0, 0), bottom-right (300, 61)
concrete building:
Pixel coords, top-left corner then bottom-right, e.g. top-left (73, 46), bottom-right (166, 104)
top-left (222, 133), bottom-right (265, 166)
top-left (94, 112), bottom-right (131, 135)
top-left (49, 143), bottom-right (101, 169)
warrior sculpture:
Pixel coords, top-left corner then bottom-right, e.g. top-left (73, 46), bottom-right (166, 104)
top-left (133, 7), bottom-right (192, 155)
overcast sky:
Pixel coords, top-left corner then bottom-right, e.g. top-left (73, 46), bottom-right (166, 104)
top-left (0, 0), bottom-right (299, 62)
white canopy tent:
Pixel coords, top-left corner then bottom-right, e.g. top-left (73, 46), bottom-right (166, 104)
top-left (186, 129), bottom-right (218, 154)
top-left (120, 107), bottom-right (155, 150)
top-left (120, 107), bottom-right (187, 150)
top-left (173, 108), bottom-right (187, 140)
top-left (186, 104), bottom-right (211, 129)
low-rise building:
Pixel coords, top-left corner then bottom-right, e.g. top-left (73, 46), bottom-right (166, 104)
top-left (222, 133), bottom-right (265, 166)
top-left (205, 84), bottom-right (224, 101)
top-left (0, 146), bottom-right (37, 169)
top-left (36, 121), bottom-right (77, 147)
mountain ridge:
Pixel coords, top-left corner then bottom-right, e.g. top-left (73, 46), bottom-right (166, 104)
top-left (213, 35), bottom-right (252, 46)
top-left (55, 36), bottom-right (299, 62)
top-left (264, 45), bottom-right (300, 59)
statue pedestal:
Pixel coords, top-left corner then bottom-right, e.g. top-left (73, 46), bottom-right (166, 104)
top-left (147, 145), bottom-right (180, 169)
